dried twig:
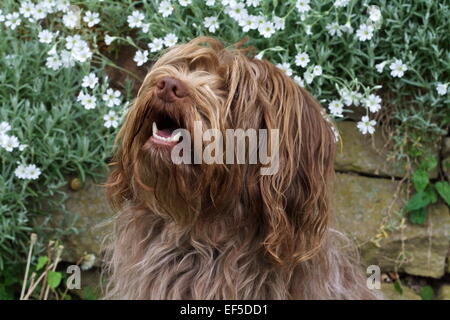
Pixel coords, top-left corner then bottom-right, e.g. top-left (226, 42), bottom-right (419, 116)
top-left (20, 233), bottom-right (37, 300)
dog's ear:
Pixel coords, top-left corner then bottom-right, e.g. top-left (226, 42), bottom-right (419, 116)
top-left (106, 93), bottom-right (151, 210)
top-left (251, 60), bottom-right (337, 265)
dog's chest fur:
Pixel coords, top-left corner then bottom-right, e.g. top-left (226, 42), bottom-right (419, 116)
top-left (106, 207), bottom-right (380, 300)
top-left (106, 207), bottom-right (297, 299)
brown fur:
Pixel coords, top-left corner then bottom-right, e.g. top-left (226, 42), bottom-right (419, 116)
top-left (104, 37), bottom-right (380, 299)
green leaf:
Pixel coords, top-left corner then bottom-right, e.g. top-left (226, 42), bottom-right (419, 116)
top-left (62, 294), bottom-right (72, 300)
top-left (420, 157), bottom-right (437, 172)
top-left (435, 181), bottom-right (450, 206)
top-left (409, 208), bottom-right (428, 225)
top-left (426, 186), bottom-right (438, 204)
top-left (47, 271), bottom-right (62, 289)
top-left (36, 256), bottom-right (48, 271)
top-left (0, 284), bottom-right (15, 300)
top-left (419, 286), bottom-right (434, 300)
top-left (393, 280), bottom-right (403, 295)
top-left (404, 191), bottom-right (432, 212)
top-left (412, 169), bottom-right (428, 192)
top-left (83, 286), bottom-right (97, 300)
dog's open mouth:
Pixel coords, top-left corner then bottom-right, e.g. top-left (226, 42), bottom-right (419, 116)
top-left (150, 112), bottom-right (183, 146)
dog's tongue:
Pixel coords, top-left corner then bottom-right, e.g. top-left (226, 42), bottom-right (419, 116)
top-left (157, 128), bottom-right (175, 138)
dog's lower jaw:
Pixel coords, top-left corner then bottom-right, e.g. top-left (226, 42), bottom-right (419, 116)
top-left (104, 205), bottom-right (380, 300)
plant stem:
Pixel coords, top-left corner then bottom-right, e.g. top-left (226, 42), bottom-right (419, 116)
top-left (20, 233), bottom-right (36, 300)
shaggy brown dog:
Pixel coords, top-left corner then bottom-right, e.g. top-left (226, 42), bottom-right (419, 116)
top-left (105, 37), bottom-right (379, 299)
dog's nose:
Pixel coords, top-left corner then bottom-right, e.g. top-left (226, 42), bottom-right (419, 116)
top-left (156, 77), bottom-right (187, 102)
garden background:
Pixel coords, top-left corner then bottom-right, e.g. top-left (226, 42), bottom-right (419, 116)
top-left (0, 0), bottom-right (449, 300)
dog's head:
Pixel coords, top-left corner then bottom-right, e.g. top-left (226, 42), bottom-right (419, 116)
top-left (107, 37), bottom-right (337, 265)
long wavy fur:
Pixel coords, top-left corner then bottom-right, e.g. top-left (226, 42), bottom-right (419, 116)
top-left (103, 37), bottom-right (381, 299)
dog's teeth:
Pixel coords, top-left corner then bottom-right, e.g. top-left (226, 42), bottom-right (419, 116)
top-left (151, 122), bottom-right (181, 143)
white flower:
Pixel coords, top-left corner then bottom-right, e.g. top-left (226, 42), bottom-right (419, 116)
top-left (334, 0), bottom-right (349, 8)
top-left (375, 61), bottom-right (387, 73)
top-left (296, 0), bottom-right (311, 13)
top-left (356, 24), bottom-right (374, 41)
top-left (77, 91), bottom-right (86, 102)
top-left (255, 51), bottom-right (264, 60)
top-left (164, 33), bottom-right (178, 47)
top-left (258, 21), bottom-right (276, 38)
top-left (340, 89), bottom-right (363, 106)
top-left (81, 254), bottom-right (96, 271)
top-left (78, 92), bottom-right (97, 110)
top-left (228, 3), bottom-right (247, 21)
top-left (295, 52), bottom-right (310, 68)
top-left (293, 76), bottom-right (304, 87)
top-left (62, 11), bottom-right (79, 29)
top-left (305, 25), bottom-right (312, 35)
top-left (148, 38), bottom-right (165, 52)
top-left (19, 144), bottom-right (27, 151)
top-left (127, 10), bottom-right (144, 28)
top-left (206, 0), bottom-right (216, 6)
top-left (246, 0), bottom-right (261, 6)
top-left (0, 10), bottom-right (4, 22)
top-left (81, 73), bottom-right (98, 89)
top-left (134, 50), bottom-right (148, 66)
top-left (46, 54), bottom-right (62, 70)
top-left (20, 2), bottom-right (35, 18)
top-left (389, 59), bottom-right (408, 78)
top-left (362, 94), bottom-right (382, 113)
top-left (304, 71), bottom-right (314, 84)
top-left (25, 164), bottom-right (42, 180)
top-left (357, 116), bottom-right (376, 134)
top-left (1, 135), bottom-right (19, 152)
top-left (103, 111), bottom-right (120, 128)
top-left (178, 0), bottom-right (192, 6)
top-left (141, 23), bottom-right (150, 33)
top-left (73, 48), bottom-right (92, 62)
top-left (313, 65), bottom-right (323, 76)
top-left (40, 0), bottom-right (56, 13)
top-left (239, 15), bottom-right (258, 32)
top-left (55, 0), bottom-right (70, 12)
top-left (276, 63), bottom-right (293, 77)
top-left (15, 164), bottom-right (29, 179)
top-left (5, 12), bottom-right (22, 30)
top-left (102, 88), bottom-right (122, 107)
top-left (48, 46), bottom-right (57, 56)
top-left (159, 1), bottom-right (174, 17)
top-left (38, 30), bottom-right (55, 44)
top-left (4, 54), bottom-right (16, 67)
top-left (272, 16), bottom-right (285, 31)
top-left (254, 15), bottom-right (266, 28)
top-left (0, 122), bottom-right (11, 135)
top-left (83, 11), bottom-right (100, 28)
top-left (71, 41), bottom-right (92, 63)
top-left (105, 34), bottom-right (116, 45)
top-left (368, 6), bottom-right (382, 22)
top-left (65, 35), bottom-right (82, 50)
top-left (222, 0), bottom-right (237, 6)
top-left (32, 3), bottom-right (48, 21)
top-left (326, 22), bottom-right (342, 37)
top-left (204, 16), bottom-right (219, 33)
top-left (436, 83), bottom-right (448, 96)
top-left (328, 100), bottom-right (344, 117)
top-left (342, 22), bottom-right (353, 34)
